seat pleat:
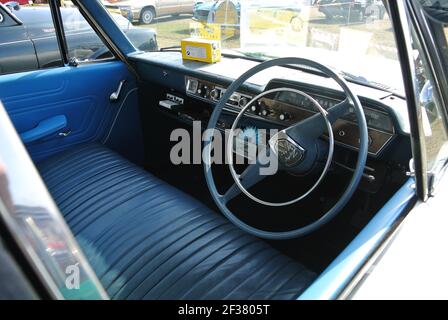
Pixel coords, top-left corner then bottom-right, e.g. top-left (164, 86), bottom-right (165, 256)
top-left (179, 240), bottom-right (266, 300)
top-left (246, 262), bottom-right (307, 300)
top-left (268, 271), bottom-right (311, 300)
top-left (38, 143), bottom-right (100, 178)
top-left (108, 217), bottom-right (220, 298)
top-left (174, 238), bottom-right (258, 299)
top-left (155, 230), bottom-right (247, 300)
top-left (38, 144), bottom-right (316, 300)
top-left (67, 176), bottom-right (157, 234)
top-left (90, 193), bottom-right (195, 251)
top-left (99, 208), bottom-right (205, 277)
top-left (221, 252), bottom-right (283, 300)
top-left (43, 150), bottom-right (114, 186)
top-left (97, 212), bottom-right (206, 291)
top-left (63, 170), bottom-right (149, 218)
top-left (53, 160), bottom-right (129, 203)
top-left (121, 219), bottom-right (228, 300)
top-left (141, 224), bottom-right (238, 299)
top-left (197, 246), bottom-right (273, 300)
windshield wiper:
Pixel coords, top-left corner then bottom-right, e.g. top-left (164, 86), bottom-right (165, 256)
top-left (338, 70), bottom-right (402, 96)
top-left (234, 51), bottom-right (276, 60)
top-left (159, 45), bottom-right (181, 52)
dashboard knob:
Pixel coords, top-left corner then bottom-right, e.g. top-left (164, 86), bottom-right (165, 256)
top-left (210, 88), bottom-right (220, 100)
top-left (251, 105), bottom-right (258, 113)
top-left (261, 109), bottom-right (269, 116)
top-left (202, 86), bottom-right (209, 98)
top-left (239, 97), bottom-right (249, 107)
top-left (279, 113), bottom-right (290, 121)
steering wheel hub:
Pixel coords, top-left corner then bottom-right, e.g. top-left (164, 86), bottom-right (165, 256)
top-left (269, 131), bottom-right (306, 168)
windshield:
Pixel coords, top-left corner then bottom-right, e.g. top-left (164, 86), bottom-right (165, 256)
top-left (101, 0), bottom-right (402, 93)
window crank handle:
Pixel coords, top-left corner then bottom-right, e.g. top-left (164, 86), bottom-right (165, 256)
top-left (110, 80), bottom-right (126, 102)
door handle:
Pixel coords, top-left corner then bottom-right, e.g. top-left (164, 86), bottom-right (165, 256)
top-left (20, 115), bottom-right (68, 144)
top-left (110, 80), bottom-right (126, 102)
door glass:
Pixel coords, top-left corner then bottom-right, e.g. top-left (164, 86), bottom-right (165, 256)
top-left (413, 50), bottom-right (448, 192)
top-left (60, 3), bottom-right (113, 62)
top-left (410, 1), bottom-right (448, 194)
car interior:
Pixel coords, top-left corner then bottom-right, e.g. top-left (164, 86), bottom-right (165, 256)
top-left (0, 0), bottom-right (419, 299)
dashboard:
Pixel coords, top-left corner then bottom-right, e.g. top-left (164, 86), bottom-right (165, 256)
top-left (126, 52), bottom-right (410, 161)
top-left (185, 76), bottom-right (396, 156)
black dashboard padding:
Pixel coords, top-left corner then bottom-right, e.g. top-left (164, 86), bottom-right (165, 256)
top-left (38, 144), bottom-right (316, 300)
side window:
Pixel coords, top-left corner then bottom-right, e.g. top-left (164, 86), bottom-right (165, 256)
top-left (409, 1), bottom-right (448, 195)
top-left (60, 3), bottom-right (114, 62)
top-left (412, 0), bottom-right (448, 194)
top-left (413, 50), bottom-right (448, 191)
top-left (0, 1), bottom-right (118, 75)
top-left (0, 4), bottom-right (62, 75)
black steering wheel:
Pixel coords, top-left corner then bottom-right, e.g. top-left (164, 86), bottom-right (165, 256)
top-left (203, 57), bottom-right (368, 240)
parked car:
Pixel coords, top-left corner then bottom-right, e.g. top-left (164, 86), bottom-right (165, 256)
top-left (317, 0), bottom-right (386, 22)
top-left (0, 0), bottom-right (29, 5)
top-left (104, 0), bottom-right (197, 25)
top-left (0, 5), bottom-right (157, 74)
top-left (193, 0), bottom-right (306, 32)
top-left (193, 0), bottom-right (240, 24)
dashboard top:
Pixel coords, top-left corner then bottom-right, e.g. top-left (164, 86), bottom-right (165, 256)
top-left (129, 51), bottom-right (410, 135)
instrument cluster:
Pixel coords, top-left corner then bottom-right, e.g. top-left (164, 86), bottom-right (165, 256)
top-left (185, 76), bottom-right (396, 156)
top-left (275, 90), bottom-right (395, 134)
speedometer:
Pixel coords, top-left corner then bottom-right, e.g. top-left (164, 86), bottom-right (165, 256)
top-left (364, 108), bottom-right (394, 133)
top-left (342, 106), bottom-right (394, 133)
top-left (274, 89), bottom-right (394, 133)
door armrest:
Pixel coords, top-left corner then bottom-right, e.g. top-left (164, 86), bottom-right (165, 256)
top-left (20, 115), bottom-right (67, 144)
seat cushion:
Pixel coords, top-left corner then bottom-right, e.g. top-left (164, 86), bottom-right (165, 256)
top-left (38, 144), bottom-right (315, 300)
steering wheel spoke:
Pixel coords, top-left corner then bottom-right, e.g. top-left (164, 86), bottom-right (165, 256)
top-left (221, 163), bottom-right (266, 204)
top-left (285, 98), bottom-right (353, 141)
top-left (329, 98), bottom-right (353, 121)
top-left (221, 148), bottom-right (272, 204)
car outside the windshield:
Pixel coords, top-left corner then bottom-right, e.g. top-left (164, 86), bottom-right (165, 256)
top-left (316, 0), bottom-right (386, 22)
top-left (193, 0), bottom-right (308, 32)
top-left (0, 0), bottom-right (29, 5)
top-left (104, 0), bottom-right (197, 25)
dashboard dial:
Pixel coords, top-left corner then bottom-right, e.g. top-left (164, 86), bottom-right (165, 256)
top-left (275, 90), bottom-right (394, 134)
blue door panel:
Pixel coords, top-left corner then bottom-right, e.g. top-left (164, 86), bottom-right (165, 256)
top-left (0, 61), bottom-right (135, 162)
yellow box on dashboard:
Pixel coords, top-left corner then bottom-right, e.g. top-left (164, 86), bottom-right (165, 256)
top-left (181, 38), bottom-right (221, 63)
